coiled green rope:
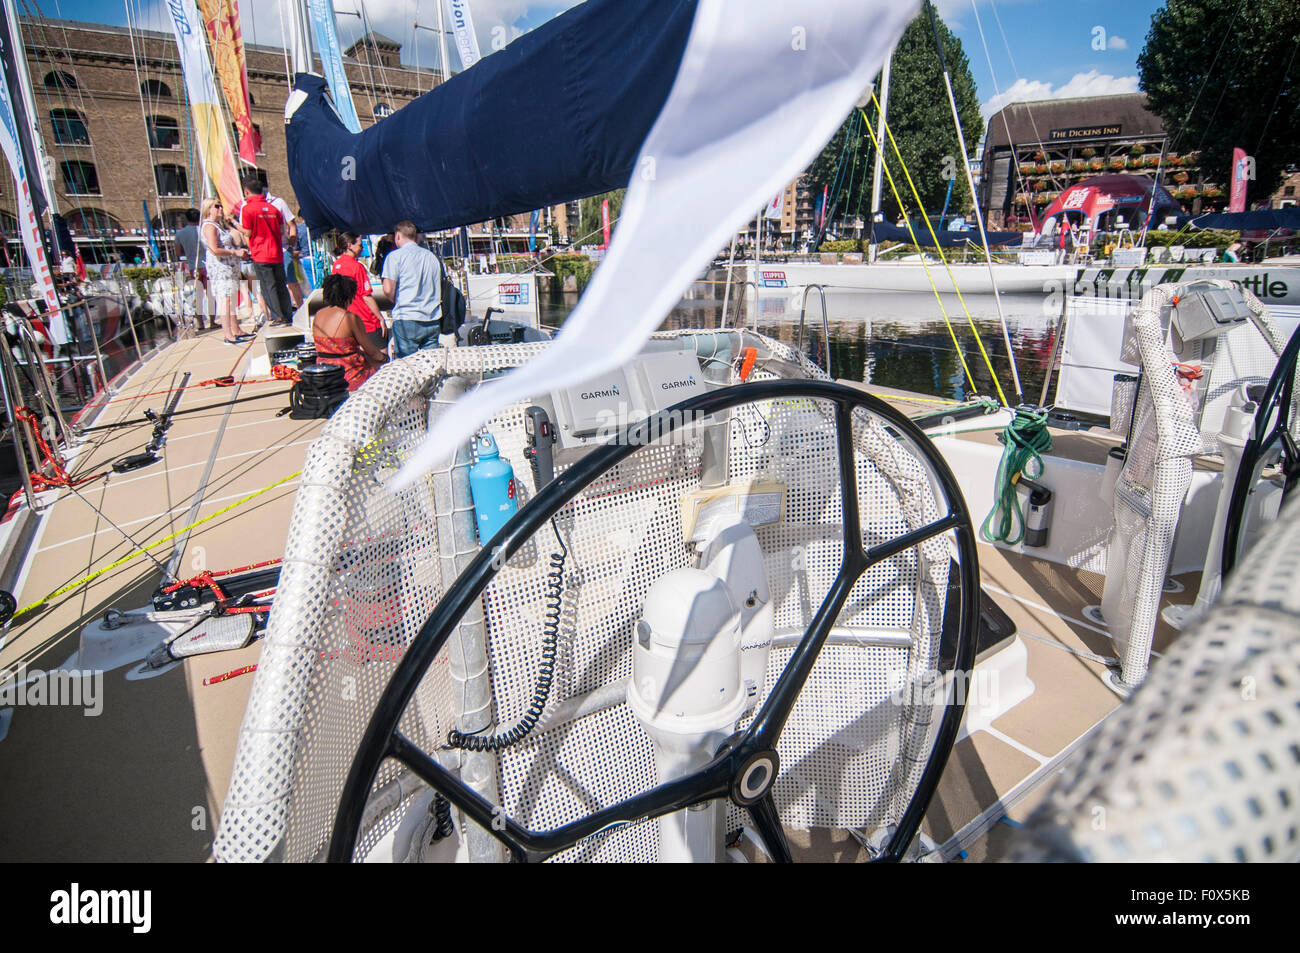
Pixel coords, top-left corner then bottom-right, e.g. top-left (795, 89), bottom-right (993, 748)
top-left (982, 408), bottom-right (1053, 545)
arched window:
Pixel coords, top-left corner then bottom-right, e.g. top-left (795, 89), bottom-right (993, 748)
top-left (43, 71), bottom-right (78, 90)
top-left (154, 164), bottom-right (189, 196)
top-left (141, 79), bottom-right (171, 98)
top-left (64, 207), bottom-right (122, 235)
top-left (373, 103), bottom-right (393, 119)
top-left (147, 115), bottom-right (181, 149)
top-left (161, 208), bottom-right (194, 231)
top-left (60, 160), bottom-right (99, 195)
top-left (50, 108), bottom-right (90, 146)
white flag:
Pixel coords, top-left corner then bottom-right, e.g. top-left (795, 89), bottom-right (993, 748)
top-left (766, 190), bottom-right (784, 219)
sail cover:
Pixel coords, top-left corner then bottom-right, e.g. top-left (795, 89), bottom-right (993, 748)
top-left (288, 0), bottom-right (697, 235)
top-left (1189, 208), bottom-right (1300, 232)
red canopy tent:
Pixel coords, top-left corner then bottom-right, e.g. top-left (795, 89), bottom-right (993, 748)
top-left (1038, 174), bottom-right (1182, 235)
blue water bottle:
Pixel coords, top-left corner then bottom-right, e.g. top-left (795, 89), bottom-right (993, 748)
top-left (468, 432), bottom-right (518, 545)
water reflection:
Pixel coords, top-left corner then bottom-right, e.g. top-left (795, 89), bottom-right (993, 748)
top-left (539, 272), bottom-right (1060, 404)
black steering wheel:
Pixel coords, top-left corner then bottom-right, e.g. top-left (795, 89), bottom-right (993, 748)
top-left (328, 379), bottom-right (979, 863)
top-left (1222, 325), bottom-right (1300, 579)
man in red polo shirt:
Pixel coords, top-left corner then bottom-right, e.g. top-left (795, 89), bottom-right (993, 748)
top-left (239, 174), bottom-right (294, 326)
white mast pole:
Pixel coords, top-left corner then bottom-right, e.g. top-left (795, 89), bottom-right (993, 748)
top-left (435, 0), bottom-right (450, 83)
top-left (867, 49), bottom-right (892, 263)
top-left (286, 0), bottom-right (315, 77)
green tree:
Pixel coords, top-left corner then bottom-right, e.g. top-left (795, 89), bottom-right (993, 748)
top-left (577, 189), bottom-right (625, 245)
top-left (807, 9), bottom-right (984, 226)
top-left (1138, 0), bottom-right (1299, 203)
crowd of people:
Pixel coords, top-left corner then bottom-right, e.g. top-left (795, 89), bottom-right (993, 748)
top-left (171, 173), bottom-right (458, 391)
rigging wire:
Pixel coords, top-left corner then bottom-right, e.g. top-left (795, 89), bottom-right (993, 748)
top-left (1169, 3), bottom-right (1242, 156)
top-left (865, 96), bottom-right (1011, 407)
top-left (1254, 37), bottom-right (1299, 161)
top-left (923, 0), bottom-right (1022, 404)
top-left (26, 1), bottom-right (135, 255)
top-left (968, 0), bottom-right (1035, 227)
top-left (858, 104), bottom-right (979, 398)
top-left (987, 0), bottom-right (1063, 195)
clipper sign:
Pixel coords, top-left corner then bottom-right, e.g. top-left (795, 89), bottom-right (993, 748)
top-left (498, 281), bottom-right (529, 305)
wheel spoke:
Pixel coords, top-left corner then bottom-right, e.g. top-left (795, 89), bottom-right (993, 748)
top-left (748, 794), bottom-right (792, 863)
top-left (863, 513), bottom-right (962, 570)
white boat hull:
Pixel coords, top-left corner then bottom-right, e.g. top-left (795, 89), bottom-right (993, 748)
top-left (744, 261), bottom-right (1300, 310)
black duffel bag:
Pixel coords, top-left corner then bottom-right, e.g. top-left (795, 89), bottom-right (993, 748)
top-left (289, 362), bottom-right (348, 419)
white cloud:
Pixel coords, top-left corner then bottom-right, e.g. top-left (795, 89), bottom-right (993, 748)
top-left (981, 69), bottom-right (1139, 119)
top-left (1107, 35), bottom-right (1129, 51)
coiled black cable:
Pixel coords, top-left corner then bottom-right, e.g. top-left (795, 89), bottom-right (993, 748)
top-left (445, 518), bottom-right (567, 752)
top-left (430, 792), bottom-right (454, 840)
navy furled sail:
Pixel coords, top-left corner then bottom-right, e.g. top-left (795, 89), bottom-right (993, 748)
top-left (1189, 208), bottom-right (1300, 232)
top-left (869, 222), bottom-right (1025, 248)
top-left (288, 0), bottom-right (697, 236)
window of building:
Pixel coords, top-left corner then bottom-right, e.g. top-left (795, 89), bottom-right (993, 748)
top-left (250, 167), bottom-right (269, 190)
top-left (374, 103), bottom-right (393, 119)
top-left (50, 108), bottom-right (90, 146)
top-left (230, 122), bottom-right (264, 154)
top-left (148, 116), bottom-right (181, 150)
top-left (0, 209), bottom-right (17, 234)
top-left (161, 208), bottom-right (193, 231)
top-left (60, 160), bottom-right (99, 195)
top-left (65, 207), bottom-right (122, 235)
top-left (142, 79), bottom-right (172, 98)
top-left (43, 71), bottom-right (78, 90)
top-left (154, 164), bottom-right (189, 196)
top-left (1286, 186), bottom-right (1296, 197)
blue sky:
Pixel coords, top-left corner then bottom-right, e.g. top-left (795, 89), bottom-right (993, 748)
top-left (45, 0), bottom-right (1167, 122)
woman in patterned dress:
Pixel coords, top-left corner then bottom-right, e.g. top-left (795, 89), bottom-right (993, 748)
top-left (312, 273), bottom-right (388, 391)
top-left (201, 197), bottom-right (251, 344)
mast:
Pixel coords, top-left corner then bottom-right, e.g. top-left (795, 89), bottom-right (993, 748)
top-left (867, 49), bottom-right (892, 263)
top-left (285, 0), bottom-right (316, 77)
top-left (435, 0), bottom-right (450, 83)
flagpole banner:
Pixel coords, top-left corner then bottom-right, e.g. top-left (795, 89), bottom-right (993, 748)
top-left (308, 0), bottom-right (361, 133)
top-left (0, 2), bottom-right (57, 318)
top-left (197, 0), bottom-right (260, 163)
top-left (1229, 147), bottom-right (1249, 214)
top-left (167, 0), bottom-right (241, 209)
top-left (445, 0), bottom-right (483, 70)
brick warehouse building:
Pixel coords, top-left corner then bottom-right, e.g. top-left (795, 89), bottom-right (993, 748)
top-left (0, 17), bottom-right (575, 263)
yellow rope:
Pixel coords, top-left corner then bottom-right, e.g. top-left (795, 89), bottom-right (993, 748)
top-left (872, 393), bottom-right (963, 406)
top-left (10, 471), bottom-right (302, 623)
top-left (858, 108), bottom-right (979, 396)
top-left (864, 98), bottom-right (1011, 408)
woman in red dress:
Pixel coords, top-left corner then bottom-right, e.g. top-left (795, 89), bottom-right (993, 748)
top-left (312, 274), bottom-right (388, 391)
top-left (331, 231), bottom-right (386, 350)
